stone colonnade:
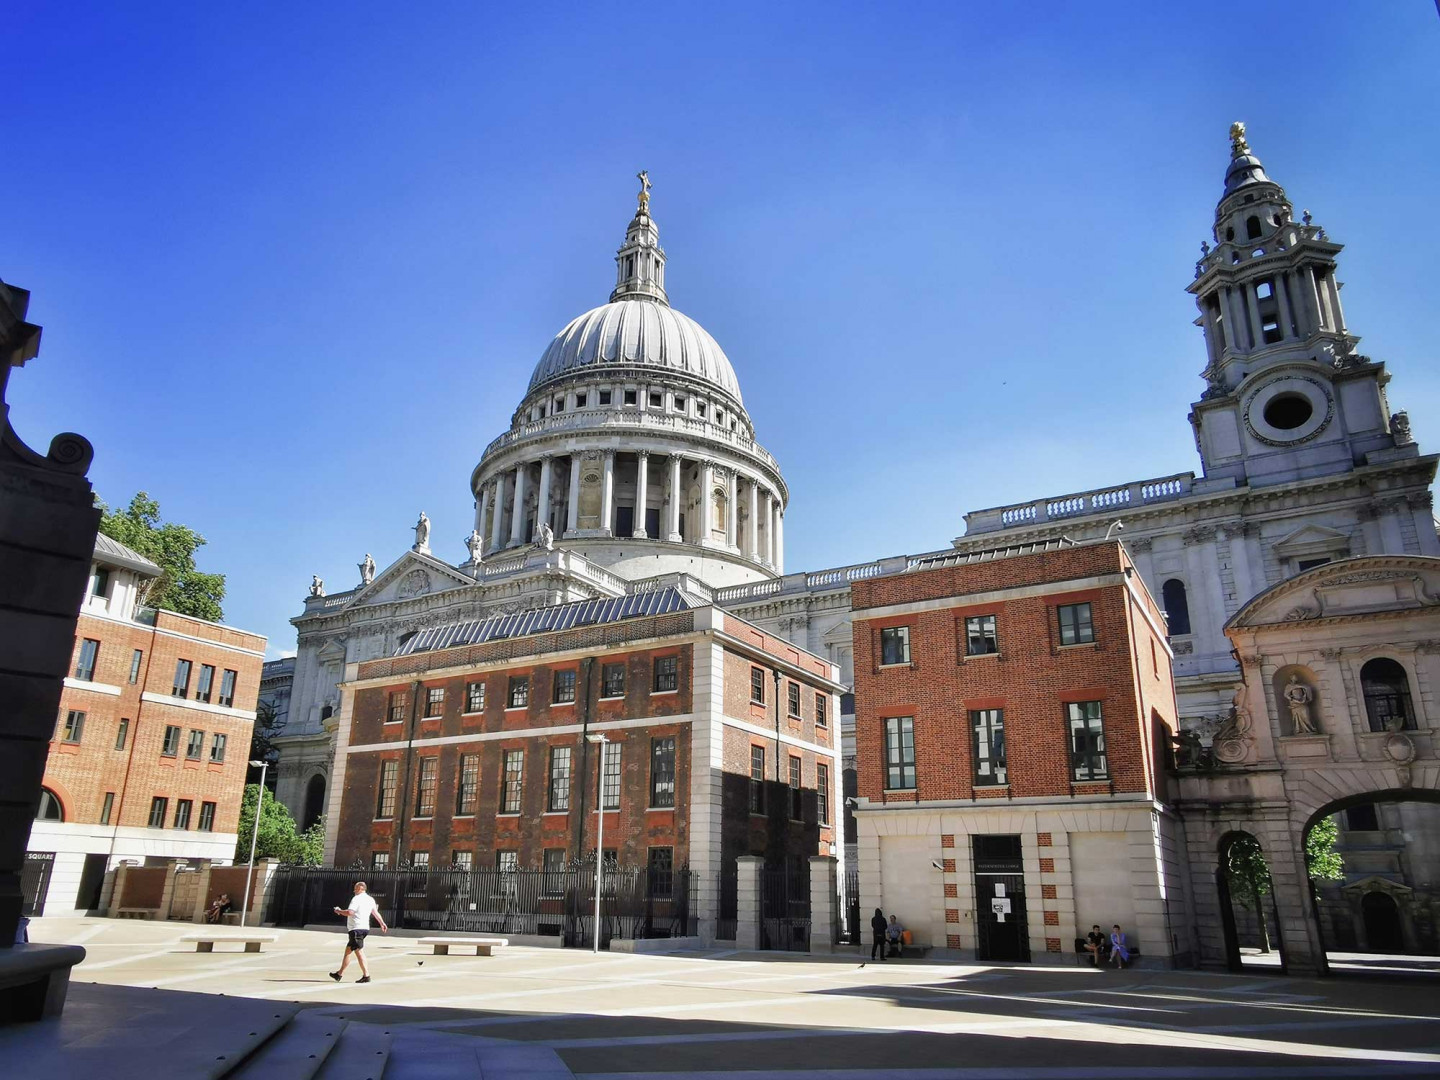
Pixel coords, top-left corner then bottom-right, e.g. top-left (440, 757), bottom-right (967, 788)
top-left (476, 449), bottom-right (783, 569)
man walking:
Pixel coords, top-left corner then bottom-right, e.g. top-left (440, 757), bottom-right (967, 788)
top-left (330, 881), bottom-right (388, 983)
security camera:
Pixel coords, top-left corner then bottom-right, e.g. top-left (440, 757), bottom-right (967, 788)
top-left (931, 859), bottom-right (945, 871)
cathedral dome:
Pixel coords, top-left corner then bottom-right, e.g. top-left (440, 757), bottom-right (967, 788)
top-left (528, 299), bottom-right (743, 404)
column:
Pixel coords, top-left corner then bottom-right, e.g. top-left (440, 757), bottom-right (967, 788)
top-left (634, 450), bottom-right (649, 538)
top-left (808, 855), bottom-right (838, 954)
top-left (724, 468), bottom-right (737, 548)
top-left (667, 455), bottom-right (683, 541)
top-left (537, 455), bottom-right (553, 534)
top-left (1226, 287), bottom-right (1250, 351)
top-left (1243, 285), bottom-right (1264, 350)
top-left (700, 460), bottom-right (715, 540)
top-left (759, 489), bottom-right (773, 567)
top-left (746, 480), bottom-right (759, 561)
top-left (601, 451), bottom-right (615, 536)
top-left (1276, 272), bottom-right (1298, 339)
top-left (769, 497), bottom-right (780, 568)
top-left (735, 855), bottom-right (762, 951)
top-left (566, 455), bottom-right (581, 535)
top-left (509, 462), bottom-right (528, 545)
top-left (475, 486), bottom-right (489, 545)
top-left (1323, 272), bottom-right (1346, 332)
top-left (489, 479), bottom-right (506, 551)
top-left (775, 507), bottom-right (784, 574)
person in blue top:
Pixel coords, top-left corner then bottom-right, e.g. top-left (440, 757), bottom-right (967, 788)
top-left (1109, 923), bottom-right (1131, 968)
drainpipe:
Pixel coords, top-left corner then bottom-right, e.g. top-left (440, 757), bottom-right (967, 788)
top-left (392, 679), bottom-right (422, 877)
top-left (573, 657), bottom-right (596, 864)
top-left (105, 626), bottom-right (159, 876)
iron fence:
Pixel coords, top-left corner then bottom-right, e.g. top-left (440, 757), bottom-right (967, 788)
top-left (841, 867), bottom-right (861, 944)
top-left (269, 863), bottom-right (695, 946)
top-left (760, 862), bottom-right (810, 951)
top-left (715, 864), bottom-right (738, 941)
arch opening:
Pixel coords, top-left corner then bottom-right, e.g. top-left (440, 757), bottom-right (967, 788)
top-left (1161, 579), bottom-right (1191, 636)
top-left (1217, 830), bottom-right (1284, 972)
top-left (35, 788), bottom-right (64, 822)
top-left (303, 773), bottom-right (327, 833)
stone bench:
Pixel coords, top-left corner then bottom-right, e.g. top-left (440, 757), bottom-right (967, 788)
top-left (181, 933), bottom-right (278, 953)
top-left (115, 908), bottom-right (157, 920)
top-left (416, 936), bottom-right (509, 956)
top-left (0, 943), bottom-right (86, 1021)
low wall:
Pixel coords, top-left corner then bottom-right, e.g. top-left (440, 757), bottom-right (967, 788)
top-left (118, 867), bottom-right (166, 910)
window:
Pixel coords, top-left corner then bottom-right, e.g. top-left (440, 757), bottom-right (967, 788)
top-left (1246, 214), bottom-right (1262, 240)
top-left (1067, 701), bottom-right (1108, 781)
top-left (971, 709), bottom-right (1007, 786)
top-left (210, 732), bottom-right (227, 763)
top-left (74, 638), bottom-right (99, 681)
top-left (90, 566), bottom-right (110, 599)
top-left (407, 851), bottom-right (429, 895)
top-left (653, 655), bottom-right (678, 693)
top-left (1361, 658), bottom-right (1416, 732)
top-left (453, 849), bottom-right (473, 872)
top-left (548, 746), bottom-right (572, 811)
top-left (195, 664), bottom-right (215, 703)
top-left (674, 395), bottom-right (686, 412)
top-left (172, 659), bottom-right (192, 698)
top-left (376, 759), bottom-right (399, 818)
top-left (161, 724), bottom-right (181, 757)
top-left (424, 686), bottom-right (445, 718)
top-left (749, 746), bottom-right (766, 813)
top-left (415, 757), bottom-right (438, 816)
top-left (100, 791), bottom-right (115, 825)
top-left (601, 741), bottom-right (621, 810)
top-left (788, 682), bottom-right (801, 717)
top-left (61, 710), bottom-right (85, 744)
top-left (601, 662), bottom-right (626, 698)
top-left (387, 691), bottom-right (407, 723)
top-left (648, 391), bottom-right (662, 408)
top-left (501, 749), bottom-right (524, 813)
top-left (623, 389), bottom-right (637, 406)
top-left (697, 402), bottom-right (707, 419)
top-left (575, 393), bottom-right (587, 408)
top-left (1057, 603), bottom-right (1094, 646)
top-left (880, 626), bottom-right (911, 666)
top-left (129, 649), bottom-right (143, 684)
top-left (217, 669), bottom-right (237, 709)
top-left (174, 799), bottom-right (192, 830)
top-left (883, 717), bottom-right (916, 790)
top-left (465, 681), bottom-right (486, 713)
top-left (456, 753), bottom-right (479, 814)
top-left (750, 667), bottom-right (766, 704)
top-left (508, 675), bottom-right (529, 709)
top-left (789, 755), bottom-right (803, 820)
top-left (599, 389), bottom-right (612, 406)
top-left (148, 797), bottom-right (168, 829)
top-left (650, 736), bottom-right (676, 807)
top-left (199, 801), bottom-right (216, 831)
top-left (542, 848), bottom-right (566, 895)
top-left (372, 851), bottom-right (390, 871)
top-left (965, 615), bottom-right (998, 656)
top-left (815, 694), bottom-right (827, 727)
top-left (817, 762), bottom-right (830, 824)
top-left (647, 846), bottom-right (674, 898)
top-left (1160, 580), bottom-right (1191, 636)
top-left (553, 669), bottom-right (577, 704)
top-left (496, 850), bottom-right (518, 873)
top-left (1297, 557), bottom-right (1331, 572)
top-left (36, 789), bottom-right (63, 821)
top-left (554, 396), bottom-right (564, 413)
top-left (186, 729), bottom-right (204, 760)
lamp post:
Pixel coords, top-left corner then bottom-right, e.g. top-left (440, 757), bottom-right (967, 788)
top-left (241, 759), bottom-right (269, 928)
top-left (585, 733), bottom-right (608, 953)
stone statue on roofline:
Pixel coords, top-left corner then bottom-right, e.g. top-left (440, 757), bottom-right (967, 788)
top-left (358, 553), bottom-right (376, 586)
top-left (534, 520), bottom-right (554, 551)
top-left (465, 530), bottom-right (484, 562)
top-left (413, 511), bottom-right (431, 553)
top-left (309, 575), bottom-right (325, 598)
top-left (637, 170), bottom-right (651, 214)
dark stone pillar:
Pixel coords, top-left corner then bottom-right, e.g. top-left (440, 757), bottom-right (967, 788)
top-left (0, 280), bottom-right (100, 951)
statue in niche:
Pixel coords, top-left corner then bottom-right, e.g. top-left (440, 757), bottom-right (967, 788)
top-left (309, 575), bottom-right (325, 597)
top-left (358, 553), bottom-right (376, 586)
top-left (465, 530), bottom-right (484, 563)
top-left (1284, 674), bottom-right (1317, 734)
top-left (534, 521), bottom-right (554, 551)
top-left (413, 511), bottom-right (431, 552)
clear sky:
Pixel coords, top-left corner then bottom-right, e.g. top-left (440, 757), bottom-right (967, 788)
top-left (8, 3), bottom-right (1439, 658)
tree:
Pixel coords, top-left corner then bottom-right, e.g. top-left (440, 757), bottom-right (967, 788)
top-left (246, 700), bottom-right (285, 788)
top-left (97, 491), bottom-right (226, 621)
top-left (1305, 814), bottom-right (1345, 882)
top-left (235, 784), bottom-right (324, 866)
top-left (1224, 833), bottom-right (1273, 952)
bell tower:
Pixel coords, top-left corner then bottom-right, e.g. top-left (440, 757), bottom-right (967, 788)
top-left (610, 170), bottom-right (668, 305)
top-left (1187, 123), bottom-right (1413, 488)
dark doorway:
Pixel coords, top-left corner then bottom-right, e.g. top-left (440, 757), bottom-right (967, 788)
top-left (77, 853), bottom-right (108, 911)
top-left (1217, 831), bottom-right (1284, 972)
top-left (645, 508), bottom-right (661, 538)
top-left (1361, 892), bottom-right (1404, 953)
top-left (615, 506), bottom-right (634, 537)
top-left (20, 852), bottom-right (55, 917)
top-left (303, 774), bottom-right (326, 831)
top-left (973, 835), bottom-right (1028, 963)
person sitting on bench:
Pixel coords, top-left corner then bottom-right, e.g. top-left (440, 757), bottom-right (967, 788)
top-left (204, 893), bottom-right (232, 925)
top-left (886, 915), bottom-right (905, 957)
top-left (1083, 924), bottom-right (1109, 966)
top-left (1109, 923), bottom-right (1132, 968)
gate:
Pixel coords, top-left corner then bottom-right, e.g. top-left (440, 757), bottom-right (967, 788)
top-left (21, 852), bottom-right (54, 917)
top-left (973, 835), bottom-right (1029, 962)
top-left (842, 867), bottom-right (861, 944)
top-left (716, 864), bottom-right (737, 941)
top-left (760, 862), bottom-right (810, 951)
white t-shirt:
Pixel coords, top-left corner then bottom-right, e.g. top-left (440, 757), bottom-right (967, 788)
top-left (346, 892), bottom-right (379, 931)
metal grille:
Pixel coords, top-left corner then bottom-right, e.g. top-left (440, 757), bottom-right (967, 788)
top-left (760, 862), bottom-right (811, 951)
top-left (20, 852), bottom-right (54, 917)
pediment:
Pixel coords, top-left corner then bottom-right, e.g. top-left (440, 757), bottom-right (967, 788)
top-left (1228, 556), bottom-right (1440, 627)
top-left (316, 636), bottom-right (348, 662)
top-left (1272, 524), bottom-right (1350, 556)
top-left (1341, 874), bottom-right (1413, 897)
top-left (343, 550), bottom-right (477, 610)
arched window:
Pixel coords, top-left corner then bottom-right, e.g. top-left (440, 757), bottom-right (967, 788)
top-left (1161, 579), bottom-right (1191, 636)
top-left (36, 788), bottom-right (64, 822)
top-left (320, 704), bottom-right (333, 722)
top-left (303, 774), bottom-right (327, 832)
top-left (1246, 215), bottom-right (1263, 240)
top-left (1360, 658), bottom-right (1416, 732)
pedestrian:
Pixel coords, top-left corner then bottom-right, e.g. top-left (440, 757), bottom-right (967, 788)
top-left (329, 880), bottom-right (388, 983)
top-left (869, 907), bottom-right (888, 962)
top-left (1109, 923), bottom-right (1131, 969)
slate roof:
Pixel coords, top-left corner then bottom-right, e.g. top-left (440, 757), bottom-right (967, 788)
top-left (93, 532), bottom-right (163, 577)
top-left (905, 536), bottom-right (1078, 572)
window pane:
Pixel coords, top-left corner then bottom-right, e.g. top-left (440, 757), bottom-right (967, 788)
top-left (966, 615), bottom-right (998, 656)
top-left (508, 676), bottom-right (529, 709)
top-left (129, 649), bottom-right (143, 684)
top-left (466, 681), bottom-right (486, 713)
top-left (199, 801), bottom-right (216, 831)
top-left (218, 669), bottom-right (237, 708)
top-left (172, 659), bottom-right (191, 697)
top-left (602, 663), bottom-right (625, 698)
top-left (750, 667), bottom-right (765, 703)
top-left (377, 759), bottom-right (398, 817)
top-left (425, 687), bottom-right (445, 717)
top-left (653, 656), bottom-right (678, 693)
top-left (884, 717), bottom-right (916, 789)
top-left (601, 742), bottom-right (622, 810)
top-left (195, 664), bottom-right (215, 703)
top-left (416, 757), bottom-right (437, 815)
top-left (115, 717), bottom-right (129, 750)
top-left (502, 750), bottom-right (524, 812)
top-left (647, 847), bottom-right (673, 898)
top-left (553, 669), bottom-right (576, 704)
top-left (162, 725), bottom-right (180, 756)
top-left (388, 692), bottom-right (407, 723)
top-left (749, 746), bottom-right (765, 813)
top-left (972, 709), bottom-right (1006, 785)
top-left (880, 627), bottom-right (911, 665)
top-left (788, 683), bottom-right (801, 716)
top-left (210, 733), bottom-right (227, 762)
top-left (1067, 701), bottom-right (1107, 780)
top-left (174, 799), bottom-right (192, 830)
top-left (75, 638), bottom-right (99, 681)
top-left (548, 746), bottom-right (572, 811)
top-left (457, 753), bottom-right (480, 814)
top-left (817, 762), bottom-right (830, 824)
top-left (650, 737), bottom-right (676, 807)
top-left (186, 729), bottom-right (204, 760)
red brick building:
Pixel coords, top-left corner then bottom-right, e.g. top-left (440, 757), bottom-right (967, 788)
top-left (323, 587), bottom-right (842, 939)
top-left (851, 538), bottom-right (1192, 965)
top-left (26, 534), bottom-right (266, 916)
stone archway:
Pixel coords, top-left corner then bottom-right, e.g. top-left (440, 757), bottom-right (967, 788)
top-left (302, 773), bottom-right (327, 832)
top-left (1361, 891), bottom-right (1404, 953)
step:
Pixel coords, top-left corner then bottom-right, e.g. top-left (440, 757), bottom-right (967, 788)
top-left (381, 1027), bottom-right (485, 1080)
top-left (313, 1021), bottom-right (392, 1080)
top-left (474, 1041), bottom-right (573, 1079)
top-left (226, 1010), bottom-right (347, 1080)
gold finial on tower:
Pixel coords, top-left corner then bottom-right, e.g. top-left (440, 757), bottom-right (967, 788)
top-left (637, 170), bottom-right (652, 214)
top-left (1229, 121), bottom-right (1249, 158)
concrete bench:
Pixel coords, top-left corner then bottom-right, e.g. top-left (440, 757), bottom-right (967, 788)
top-left (181, 933), bottom-right (278, 953)
top-left (416, 936), bottom-right (509, 956)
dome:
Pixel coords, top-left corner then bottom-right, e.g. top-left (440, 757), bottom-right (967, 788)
top-left (527, 299), bottom-right (744, 405)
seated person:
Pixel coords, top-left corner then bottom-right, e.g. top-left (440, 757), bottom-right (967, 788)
top-left (1083, 924), bottom-right (1109, 966)
top-left (885, 914), bottom-right (905, 956)
top-left (1109, 923), bottom-right (1132, 968)
top-left (204, 893), bottom-right (233, 925)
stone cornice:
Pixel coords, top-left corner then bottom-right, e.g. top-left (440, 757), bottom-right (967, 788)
top-left (1226, 554), bottom-right (1440, 631)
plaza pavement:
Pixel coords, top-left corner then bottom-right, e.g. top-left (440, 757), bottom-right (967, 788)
top-left (8, 917), bottom-right (1440, 1079)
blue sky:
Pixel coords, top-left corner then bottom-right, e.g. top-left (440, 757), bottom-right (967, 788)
top-left (8, 3), bottom-right (1439, 658)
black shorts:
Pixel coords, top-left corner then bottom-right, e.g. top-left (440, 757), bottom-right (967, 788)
top-left (347, 929), bottom-right (369, 951)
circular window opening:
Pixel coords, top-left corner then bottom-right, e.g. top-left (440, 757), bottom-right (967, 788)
top-left (1264, 393), bottom-right (1313, 431)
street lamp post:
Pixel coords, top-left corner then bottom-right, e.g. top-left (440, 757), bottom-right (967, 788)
top-left (585, 733), bottom-right (608, 953)
top-left (241, 759), bottom-right (269, 928)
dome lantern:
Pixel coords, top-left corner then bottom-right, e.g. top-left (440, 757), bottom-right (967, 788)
top-left (610, 170), bottom-right (669, 305)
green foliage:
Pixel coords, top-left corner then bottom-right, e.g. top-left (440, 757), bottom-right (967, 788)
top-left (1224, 833), bottom-right (1272, 910)
top-left (97, 491), bottom-right (226, 621)
top-left (235, 784), bottom-right (323, 866)
top-left (1305, 814), bottom-right (1345, 881)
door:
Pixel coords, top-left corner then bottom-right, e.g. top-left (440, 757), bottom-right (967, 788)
top-left (973, 835), bottom-right (1029, 963)
top-left (615, 506), bottom-right (634, 537)
top-left (1361, 891), bottom-right (1404, 952)
top-left (77, 853), bottom-right (108, 911)
top-left (645, 508), bottom-right (661, 538)
top-left (20, 852), bottom-right (55, 917)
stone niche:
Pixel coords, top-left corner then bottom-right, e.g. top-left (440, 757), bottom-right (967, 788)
top-left (1272, 664), bottom-right (1323, 736)
top-left (577, 453), bottom-right (603, 530)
